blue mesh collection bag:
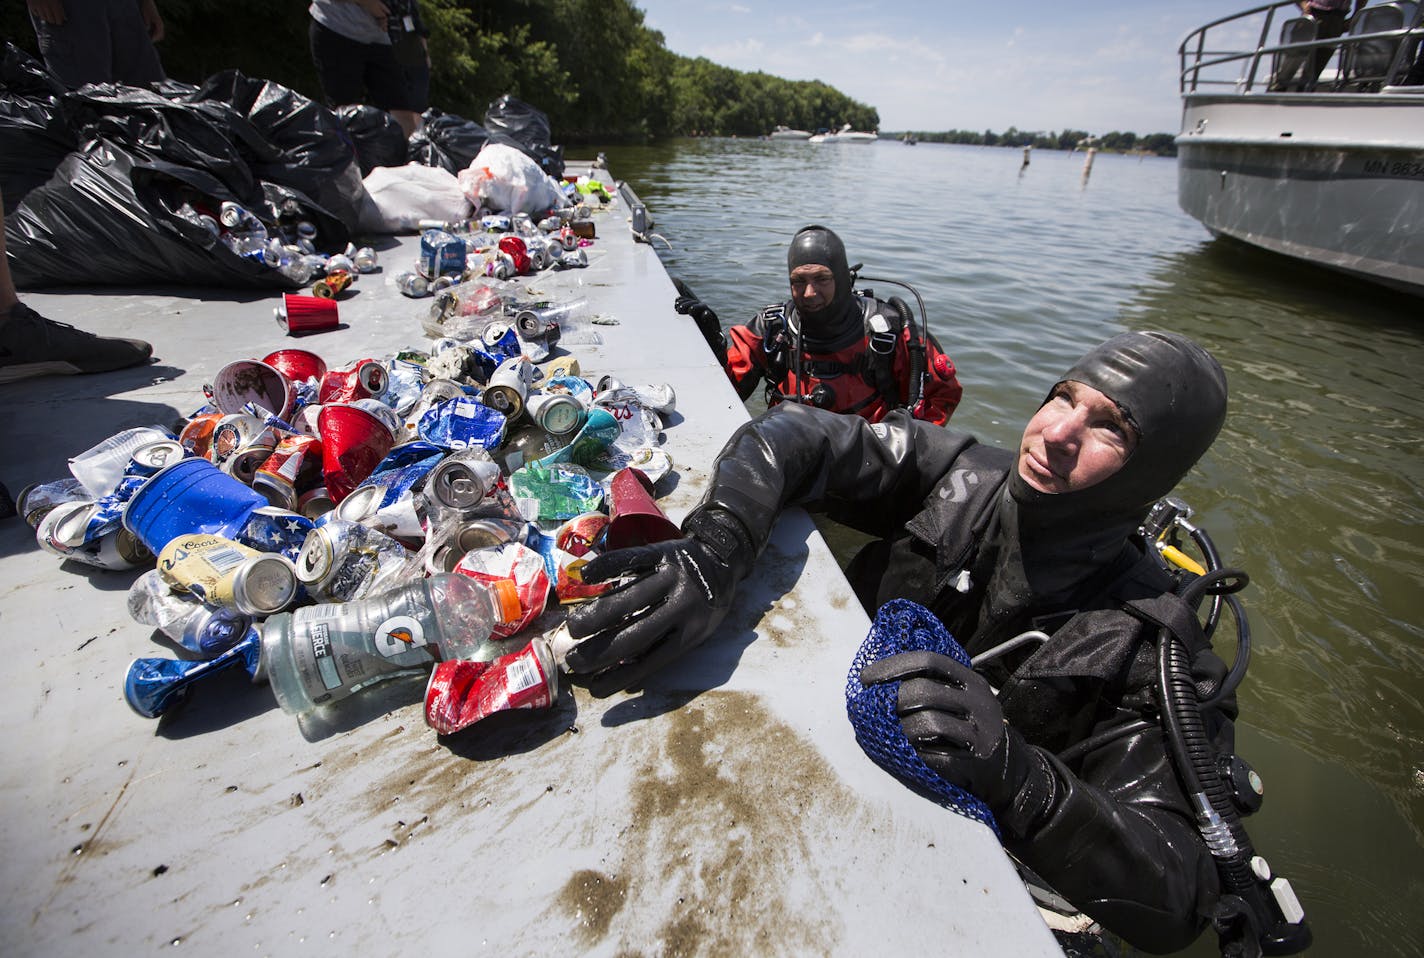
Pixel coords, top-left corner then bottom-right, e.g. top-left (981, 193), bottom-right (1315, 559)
top-left (845, 599), bottom-right (999, 836)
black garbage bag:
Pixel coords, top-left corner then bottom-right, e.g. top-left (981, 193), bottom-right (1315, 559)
top-left (483, 94), bottom-right (563, 180)
top-left (0, 43), bottom-right (77, 214)
top-left (408, 108), bottom-right (489, 173)
top-left (62, 82), bottom-right (267, 213)
top-left (186, 70), bottom-right (365, 232)
top-left (6, 139), bottom-right (297, 290)
top-left (336, 104), bottom-right (409, 175)
top-left (262, 181), bottom-right (350, 255)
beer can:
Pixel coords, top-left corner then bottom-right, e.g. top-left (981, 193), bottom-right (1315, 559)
top-left (419, 230), bottom-right (467, 278)
top-left (69, 426), bottom-right (174, 498)
top-left (126, 439), bottom-right (187, 478)
top-left (318, 359), bottom-right (388, 405)
top-left (395, 270), bottom-right (430, 298)
top-left (525, 391), bottom-right (587, 437)
top-left (158, 532), bottom-right (299, 615)
top-left (352, 247), bottom-right (379, 273)
top-left (297, 485), bottom-right (335, 519)
top-left (424, 453), bottom-right (502, 512)
top-left (16, 477), bottom-right (89, 530)
top-left (296, 517), bottom-right (412, 602)
top-left (334, 483), bottom-right (384, 524)
top-left (253, 434), bottom-right (320, 511)
top-left (37, 500), bottom-right (151, 570)
top-left (481, 356), bottom-right (531, 421)
top-left (211, 414), bottom-right (277, 484)
top-left (312, 268), bottom-right (353, 299)
top-left (219, 202), bottom-right (248, 229)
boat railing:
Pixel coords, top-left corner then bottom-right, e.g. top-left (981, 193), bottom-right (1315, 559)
top-left (1179, 0), bottom-right (1424, 94)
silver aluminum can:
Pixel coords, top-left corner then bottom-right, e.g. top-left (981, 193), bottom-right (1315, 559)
top-left (126, 439), bottom-right (186, 478)
top-left (424, 454), bottom-right (500, 512)
top-left (295, 518), bottom-right (411, 602)
top-left (231, 554), bottom-right (300, 616)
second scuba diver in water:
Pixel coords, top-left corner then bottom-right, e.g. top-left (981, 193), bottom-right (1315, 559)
top-left (558, 330), bottom-right (1309, 954)
top-left (675, 224), bottom-right (963, 424)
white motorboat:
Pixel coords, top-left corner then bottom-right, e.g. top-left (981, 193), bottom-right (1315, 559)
top-left (808, 123), bottom-right (879, 144)
top-left (1176, 0), bottom-right (1424, 297)
top-left (769, 125), bottom-right (812, 140)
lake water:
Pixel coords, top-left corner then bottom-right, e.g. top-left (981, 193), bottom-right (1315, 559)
top-left (589, 137), bottom-right (1424, 957)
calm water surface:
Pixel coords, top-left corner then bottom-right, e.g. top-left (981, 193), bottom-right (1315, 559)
top-left (590, 138), bottom-right (1424, 957)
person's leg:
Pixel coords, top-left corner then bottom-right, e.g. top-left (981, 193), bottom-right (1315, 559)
top-left (104, 0), bottom-right (165, 86)
top-left (309, 18), bottom-right (371, 107)
top-left (0, 188), bottom-right (153, 380)
top-left (29, 0), bottom-right (114, 88)
top-left (363, 42), bottom-right (421, 137)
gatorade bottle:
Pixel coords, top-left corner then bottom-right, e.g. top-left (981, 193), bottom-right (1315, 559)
top-left (259, 572), bottom-right (522, 716)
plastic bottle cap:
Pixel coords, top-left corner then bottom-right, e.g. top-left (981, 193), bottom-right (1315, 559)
top-left (490, 578), bottom-right (522, 625)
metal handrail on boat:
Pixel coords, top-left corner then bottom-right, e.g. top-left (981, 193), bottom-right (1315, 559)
top-left (1180, 0), bottom-right (1424, 94)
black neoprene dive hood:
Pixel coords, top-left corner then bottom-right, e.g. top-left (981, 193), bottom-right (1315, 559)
top-left (786, 225), bottom-right (860, 346)
top-left (1009, 330), bottom-right (1229, 524)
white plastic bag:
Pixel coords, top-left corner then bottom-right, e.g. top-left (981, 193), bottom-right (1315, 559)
top-left (357, 163), bottom-right (472, 233)
top-left (458, 143), bottom-right (569, 216)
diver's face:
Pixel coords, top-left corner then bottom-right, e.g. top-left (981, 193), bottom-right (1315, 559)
top-left (789, 263), bottom-right (836, 313)
top-left (1018, 381), bottom-right (1137, 494)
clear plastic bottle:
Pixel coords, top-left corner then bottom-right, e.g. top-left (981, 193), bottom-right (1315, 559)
top-left (127, 569), bottom-right (254, 656)
top-left (259, 572), bottom-right (521, 715)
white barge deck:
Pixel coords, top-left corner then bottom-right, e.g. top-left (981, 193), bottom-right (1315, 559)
top-left (0, 161), bottom-right (1059, 955)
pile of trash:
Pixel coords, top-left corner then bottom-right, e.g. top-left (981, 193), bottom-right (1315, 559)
top-left (19, 300), bottom-right (683, 735)
top-left (0, 42), bottom-right (572, 291)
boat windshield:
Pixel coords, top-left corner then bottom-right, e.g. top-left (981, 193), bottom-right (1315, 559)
top-left (1180, 0), bottom-right (1424, 93)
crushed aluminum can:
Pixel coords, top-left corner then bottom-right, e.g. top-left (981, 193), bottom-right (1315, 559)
top-left (16, 477), bottom-right (91, 530)
top-left (157, 532), bottom-right (299, 616)
top-left (125, 439), bottom-right (187, 479)
top-left (395, 270), bottom-right (431, 298)
top-left (312, 268), bottom-right (354, 299)
top-left (424, 451), bottom-right (503, 513)
top-left (352, 246), bottom-right (379, 273)
top-left (252, 434), bottom-right (321, 511)
top-left (525, 391), bottom-right (587, 437)
top-left (318, 359), bottom-right (388, 405)
top-left (37, 500), bottom-right (151, 570)
top-left (210, 414), bottom-right (278, 485)
top-left (179, 412), bottom-right (225, 460)
top-left (295, 517), bottom-right (415, 602)
top-left (481, 356), bottom-right (534, 422)
top-left (420, 229), bottom-right (467, 278)
top-left (423, 637), bottom-right (558, 736)
top-left (418, 396), bottom-right (507, 451)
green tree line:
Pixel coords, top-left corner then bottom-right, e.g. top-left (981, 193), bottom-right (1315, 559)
top-left (894, 128), bottom-right (1177, 156)
top-left (1, 0), bottom-right (878, 140)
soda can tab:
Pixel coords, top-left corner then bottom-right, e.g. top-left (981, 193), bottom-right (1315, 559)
top-left (395, 270), bottom-right (431, 298)
top-left (253, 433), bottom-right (322, 511)
top-left (124, 628), bottom-right (261, 719)
top-left (317, 403), bottom-right (396, 504)
top-left (16, 477), bottom-right (90, 530)
top-left (212, 359), bottom-right (295, 420)
top-left (508, 461), bottom-right (604, 521)
top-left (482, 356), bottom-right (534, 421)
top-left (69, 426), bottom-right (174, 498)
top-left (296, 517), bottom-right (416, 602)
top-left (418, 396), bottom-right (507, 452)
top-left (179, 412), bottom-right (225, 460)
top-left (425, 451), bottom-right (503, 514)
top-left (352, 246), bottom-right (379, 273)
top-left (319, 359), bottom-right (388, 405)
top-left (424, 637), bottom-right (557, 735)
top-left (126, 439), bottom-right (187, 479)
top-left (420, 229), bottom-right (468, 278)
top-left (157, 532), bottom-right (299, 616)
top-left (262, 348), bottom-right (327, 387)
top-left (312, 268), bottom-right (354, 300)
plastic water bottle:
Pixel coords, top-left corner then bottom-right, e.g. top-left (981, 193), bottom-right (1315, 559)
top-left (259, 572), bottom-right (522, 716)
top-left (127, 569), bottom-right (253, 657)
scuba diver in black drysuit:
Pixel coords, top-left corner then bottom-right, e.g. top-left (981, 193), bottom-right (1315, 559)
top-left (560, 331), bottom-right (1310, 956)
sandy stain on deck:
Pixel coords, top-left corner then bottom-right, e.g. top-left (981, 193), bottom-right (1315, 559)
top-left (554, 691), bottom-right (864, 956)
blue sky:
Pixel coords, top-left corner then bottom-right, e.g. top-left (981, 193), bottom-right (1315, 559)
top-left (635, 0), bottom-right (1268, 134)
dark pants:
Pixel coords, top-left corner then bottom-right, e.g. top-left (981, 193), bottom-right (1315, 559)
top-left (29, 0), bottom-right (165, 88)
top-left (1307, 9), bottom-right (1351, 86)
top-left (308, 20), bottom-right (421, 113)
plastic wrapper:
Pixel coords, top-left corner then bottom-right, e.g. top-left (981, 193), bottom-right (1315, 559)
top-left (508, 462), bottom-right (603, 521)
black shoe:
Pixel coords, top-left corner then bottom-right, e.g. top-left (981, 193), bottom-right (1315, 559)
top-left (0, 301), bottom-right (152, 383)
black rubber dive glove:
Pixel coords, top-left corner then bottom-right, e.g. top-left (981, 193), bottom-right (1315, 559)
top-left (564, 508), bottom-right (755, 697)
top-left (860, 650), bottom-right (1058, 838)
top-left (674, 294), bottom-right (727, 365)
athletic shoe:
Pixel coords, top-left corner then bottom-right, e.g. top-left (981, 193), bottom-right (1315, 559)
top-left (0, 302), bottom-right (153, 383)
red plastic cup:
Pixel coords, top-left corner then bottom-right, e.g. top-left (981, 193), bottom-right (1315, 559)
top-left (262, 348), bottom-right (328, 385)
top-left (211, 359), bottom-right (295, 420)
top-left (276, 293), bottom-right (339, 335)
top-left (604, 467), bottom-right (682, 551)
top-left (317, 403), bottom-right (395, 503)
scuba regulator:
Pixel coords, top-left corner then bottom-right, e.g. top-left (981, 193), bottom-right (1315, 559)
top-left (1141, 497), bottom-right (1312, 958)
